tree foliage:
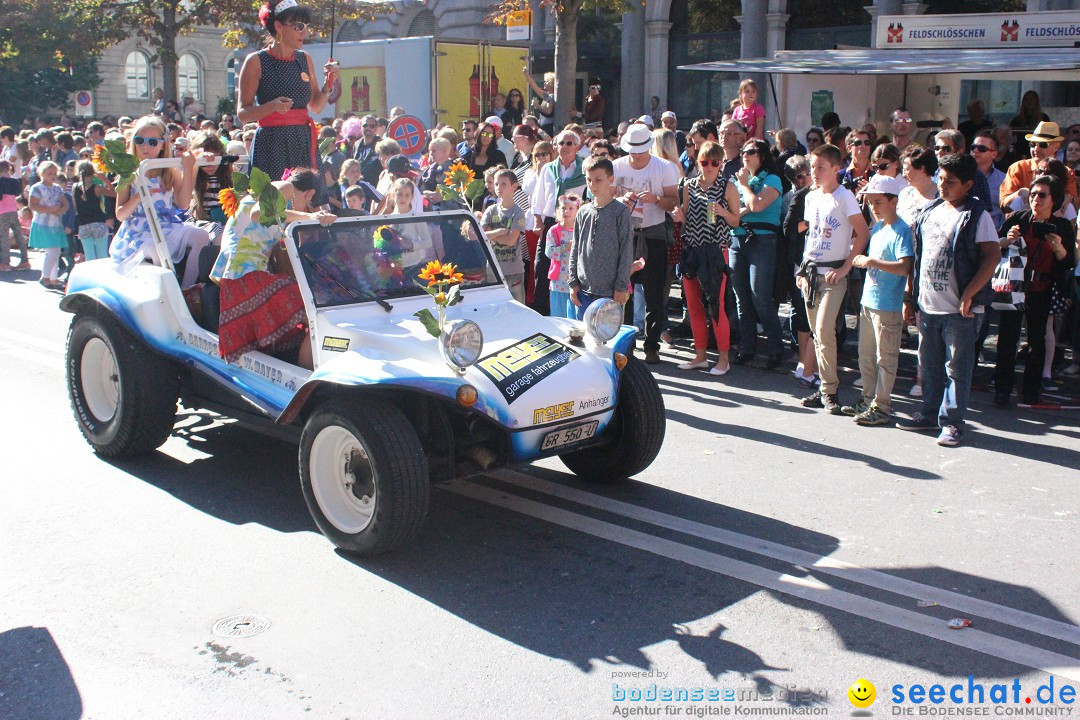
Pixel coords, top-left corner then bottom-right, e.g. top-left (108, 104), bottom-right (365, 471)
top-left (0, 0), bottom-right (122, 123)
top-left (488, 0), bottom-right (637, 129)
top-left (103, 0), bottom-right (388, 104)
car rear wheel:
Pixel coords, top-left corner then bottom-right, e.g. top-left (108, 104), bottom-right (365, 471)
top-left (66, 313), bottom-right (179, 456)
top-left (559, 355), bottom-right (665, 483)
top-left (299, 400), bottom-right (430, 555)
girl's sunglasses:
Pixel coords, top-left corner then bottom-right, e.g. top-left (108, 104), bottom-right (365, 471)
top-left (874, 162), bottom-right (892, 171)
top-left (134, 136), bottom-right (163, 148)
top-left (698, 159), bottom-right (721, 167)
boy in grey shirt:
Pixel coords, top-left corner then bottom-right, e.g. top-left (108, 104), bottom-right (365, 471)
top-left (568, 156), bottom-right (633, 320)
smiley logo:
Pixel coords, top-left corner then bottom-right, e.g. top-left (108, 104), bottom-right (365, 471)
top-left (848, 678), bottom-right (876, 708)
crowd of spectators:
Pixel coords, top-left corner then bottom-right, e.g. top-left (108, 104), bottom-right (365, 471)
top-left (1, 79), bottom-right (1078, 446)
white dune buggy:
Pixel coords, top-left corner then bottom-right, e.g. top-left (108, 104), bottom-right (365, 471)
top-left (62, 158), bottom-right (666, 555)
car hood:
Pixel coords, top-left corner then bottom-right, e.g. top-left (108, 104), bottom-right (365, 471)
top-left (303, 296), bottom-right (623, 431)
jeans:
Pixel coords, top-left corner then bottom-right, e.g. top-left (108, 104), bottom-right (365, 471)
top-left (0, 211), bottom-right (26, 265)
top-left (729, 233), bottom-right (782, 357)
top-left (918, 311), bottom-right (977, 429)
top-left (573, 290), bottom-right (603, 320)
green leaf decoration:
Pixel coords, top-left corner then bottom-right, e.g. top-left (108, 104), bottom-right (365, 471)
top-left (258, 183), bottom-right (286, 227)
top-left (438, 185), bottom-right (462, 202)
top-left (103, 137), bottom-right (127, 156)
top-left (116, 174), bottom-right (134, 194)
top-left (249, 166), bottom-right (270, 195)
top-left (318, 136), bottom-right (337, 158)
top-left (414, 308), bottom-right (441, 338)
top-left (446, 283), bottom-right (462, 306)
top-left (464, 178), bottom-right (485, 201)
top-left (232, 171), bottom-right (250, 195)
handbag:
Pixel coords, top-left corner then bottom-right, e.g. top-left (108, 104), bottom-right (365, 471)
top-left (991, 236), bottom-right (1027, 312)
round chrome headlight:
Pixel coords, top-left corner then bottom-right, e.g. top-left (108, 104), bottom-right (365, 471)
top-left (440, 319), bottom-right (484, 371)
top-left (583, 298), bottom-right (623, 344)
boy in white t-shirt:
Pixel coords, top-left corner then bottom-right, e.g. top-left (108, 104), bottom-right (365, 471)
top-left (796, 144), bottom-right (869, 414)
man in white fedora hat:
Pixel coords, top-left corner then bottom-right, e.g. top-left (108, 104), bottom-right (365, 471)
top-left (1000, 121), bottom-right (1077, 210)
top-left (613, 123), bottom-right (680, 364)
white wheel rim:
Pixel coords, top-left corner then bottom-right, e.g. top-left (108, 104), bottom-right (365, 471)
top-left (81, 337), bottom-right (119, 423)
top-left (309, 426), bottom-right (376, 535)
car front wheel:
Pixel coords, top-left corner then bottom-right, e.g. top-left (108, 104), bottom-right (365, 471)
top-left (559, 355), bottom-right (665, 483)
top-left (66, 313), bottom-right (179, 456)
top-left (299, 400), bottom-right (430, 555)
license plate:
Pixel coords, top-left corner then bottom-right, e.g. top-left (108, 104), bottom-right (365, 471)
top-left (541, 420), bottom-right (599, 451)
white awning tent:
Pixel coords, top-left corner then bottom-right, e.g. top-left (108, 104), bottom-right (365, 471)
top-left (679, 47), bottom-right (1080, 76)
top-left (677, 48), bottom-right (1080, 137)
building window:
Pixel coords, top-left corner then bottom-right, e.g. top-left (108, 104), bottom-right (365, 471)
top-left (178, 54), bottom-right (202, 101)
top-left (125, 51), bottom-right (151, 99)
top-left (407, 8), bottom-right (437, 37)
top-left (226, 57), bottom-right (237, 100)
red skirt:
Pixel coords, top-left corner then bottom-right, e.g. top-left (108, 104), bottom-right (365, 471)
top-left (218, 271), bottom-right (307, 363)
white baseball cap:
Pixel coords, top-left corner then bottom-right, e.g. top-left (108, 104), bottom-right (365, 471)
top-left (858, 174), bottom-right (906, 196)
top-left (484, 115), bottom-right (504, 129)
top-left (661, 111), bottom-right (677, 120)
top-left (636, 115), bottom-right (655, 129)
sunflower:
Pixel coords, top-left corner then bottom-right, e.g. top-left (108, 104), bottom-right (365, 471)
top-left (90, 148), bottom-right (108, 175)
top-left (444, 160), bottom-right (475, 188)
top-left (218, 188), bottom-right (240, 219)
top-left (438, 262), bottom-right (464, 284)
top-left (418, 260), bottom-right (444, 287)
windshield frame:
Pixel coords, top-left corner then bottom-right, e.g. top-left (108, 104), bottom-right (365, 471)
top-left (285, 210), bottom-right (505, 310)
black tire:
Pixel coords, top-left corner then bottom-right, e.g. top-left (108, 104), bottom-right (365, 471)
top-left (559, 356), bottom-right (666, 483)
top-left (299, 399), bottom-right (430, 555)
top-left (66, 313), bottom-right (179, 457)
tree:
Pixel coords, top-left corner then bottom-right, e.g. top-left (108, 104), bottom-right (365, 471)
top-left (489, 0), bottom-right (636, 130)
top-left (0, 0), bottom-right (122, 123)
top-left (106, 0), bottom-right (388, 104)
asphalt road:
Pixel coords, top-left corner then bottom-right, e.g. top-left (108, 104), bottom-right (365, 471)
top-left (1, 258), bottom-right (1078, 720)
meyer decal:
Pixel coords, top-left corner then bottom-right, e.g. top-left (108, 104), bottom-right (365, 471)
top-left (533, 400), bottom-right (575, 425)
top-left (322, 336), bottom-right (350, 352)
top-left (477, 333), bottom-right (578, 404)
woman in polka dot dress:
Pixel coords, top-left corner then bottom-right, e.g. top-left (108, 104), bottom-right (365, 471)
top-left (237, 0), bottom-right (338, 204)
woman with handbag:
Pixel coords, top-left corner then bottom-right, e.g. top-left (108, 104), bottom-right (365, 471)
top-left (672, 140), bottom-right (741, 375)
top-left (993, 175), bottom-right (1076, 406)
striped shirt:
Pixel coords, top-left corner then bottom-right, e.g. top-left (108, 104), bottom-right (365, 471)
top-left (681, 175), bottom-right (732, 248)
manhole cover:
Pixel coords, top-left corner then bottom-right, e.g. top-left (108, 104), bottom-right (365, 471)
top-left (212, 615), bottom-right (271, 638)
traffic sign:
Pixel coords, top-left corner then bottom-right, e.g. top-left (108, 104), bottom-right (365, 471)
top-left (386, 115), bottom-right (428, 157)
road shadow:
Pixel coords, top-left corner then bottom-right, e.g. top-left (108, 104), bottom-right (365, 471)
top-left (104, 409), bottom-right (315, 535)
top-left (0, 626), bottom-right (82, 720)
top-left (664, 407), bottom-right (942, 480)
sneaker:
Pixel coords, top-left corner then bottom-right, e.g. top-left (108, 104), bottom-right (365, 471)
top-left (898, 412), bottom-right (938, 432)
top-left (909, 384), bottom-right (923, 398)
top-left (1062, 364), bottom-right (1080, 377)
top-left (1042, 377), bottom-right (1059, 392)
top-left (822, 393), bottom-right (843, 415)
top-left (800, 391), bottom-right (824, 408)
top-left (852, 377), bottom-right (863, 388)
top-left (855, 406), bottom-right (892, 426)
top-left (14, 261), bottom-right (31, 271)
top-left (936, 425), bottom-right (963, 447)
top-left (841, 400), bottom-right (870, 417)
top-left (678, 358), bottom-right (710, 371)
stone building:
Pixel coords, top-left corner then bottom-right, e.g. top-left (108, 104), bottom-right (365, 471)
top-left (89, 25), bottom-right (242, 121)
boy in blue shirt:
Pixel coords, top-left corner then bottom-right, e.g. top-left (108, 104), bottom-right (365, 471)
top-left (844, 175), bottom-right (914, 425)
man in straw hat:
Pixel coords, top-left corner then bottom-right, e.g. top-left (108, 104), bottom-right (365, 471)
top-left (999, 121), bottom-right (1077, 210)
